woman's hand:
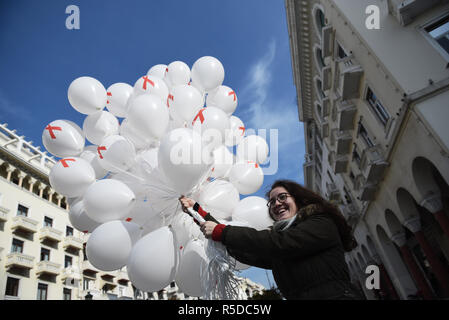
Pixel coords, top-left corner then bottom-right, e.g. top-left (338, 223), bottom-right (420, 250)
top-left (200, 221), bottom-right (218, 239)
top-left (179, 196), bottom-right (195, 213)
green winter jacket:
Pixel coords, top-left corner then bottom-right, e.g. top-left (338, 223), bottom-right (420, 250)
top-left (221, 204), bottom-right (360, 300)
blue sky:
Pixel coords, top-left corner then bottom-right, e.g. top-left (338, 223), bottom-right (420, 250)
top-left (0, 0), bottom-right (305, 290)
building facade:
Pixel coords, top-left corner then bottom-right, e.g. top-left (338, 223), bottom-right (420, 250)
top-left (0, 123), bottom-right (264, 300)
top-left (286, 0), bottom-right (449, 299)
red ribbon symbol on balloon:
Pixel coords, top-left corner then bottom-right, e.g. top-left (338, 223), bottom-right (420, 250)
top-left (97, 146), bottom-right (106, 159)
top-left (59, 158), bottom-right (76, 168)
top-left (107, 92), bottom-right (112, 104)
top-left (192, 108), bottom-right (206, 126)
top-left (142, 76), bottom-right (155, 90)
top-left (167, 94), bottom-right (174, 108)
top-left (228, 91), bottom-right (236, 101)
top-left (45, 125), bottom-right (62, 139)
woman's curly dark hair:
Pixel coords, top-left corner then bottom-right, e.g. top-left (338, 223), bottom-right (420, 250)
top-left (266, 179), bottom-right (357, 252)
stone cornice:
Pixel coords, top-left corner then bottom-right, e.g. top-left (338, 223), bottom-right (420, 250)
top-left (285, 0), bottom-right (315, 122)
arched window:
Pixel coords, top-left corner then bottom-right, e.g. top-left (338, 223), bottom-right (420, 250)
top-left (312, 5), bottom-right (326, 40)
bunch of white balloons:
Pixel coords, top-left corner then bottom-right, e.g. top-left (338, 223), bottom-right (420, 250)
top-left (43, 56), bottom-right (273, 298)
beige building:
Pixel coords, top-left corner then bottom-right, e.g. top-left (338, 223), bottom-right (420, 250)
top-left (286, 0), bottom-right (449, 299)
top-left (0, 122), bottom-right (264, 300)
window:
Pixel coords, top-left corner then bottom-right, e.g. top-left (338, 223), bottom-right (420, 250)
top-left (17, 204), bottom-right (28, 217)
top-left (44, 216), bottom-right (53, 227)
top-left (63, 288), bottom-right (71, 300)
top-left (64, 255), bottom-right (73, 268)
top-left (170, 281), bottom-right (176, 288)
top-left (352, 146), bottom-right (362, 167)
top-left (5, 277), bottom-right (19, 296)
top-left (66, 226), bottom-right (74, 237)
top-left (40, 248), bottom-right (50, 261)
top-left (83, 278), bottom-right (90, 290)
top-left (358, 124), bottom-right (375, 148)
top-left (337, 43), bottom-right (348, 59)
top-left (11, 239), bottom-right (24, 253)
top-left (37, 283), bottom-right (48, 300)
top-left (366, 87), bottom-right (390, 127)
top-left (423, 13), bottom-right (449, 60)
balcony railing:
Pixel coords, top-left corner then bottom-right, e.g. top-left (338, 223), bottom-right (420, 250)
top-left (64, 236), bottom-right (84, 250)
top-left (334, 55), bottom-right (363, 101)
top-left (39, 226), bottom-right (63, 243)
top-left (387, 0), bottom-right (438, 26)
top-left (6, 252), bottom-right (35, 269)
top-left (329, 152), bottom-right (349, 174)
top-left (355, 174), bottom-right (377, 201)
top-left (61, 266), bottom-right (82, 281)
top-left (11, 216), bottom-right (39, 233)
top-left (360, 145), bottom-right (389, 184)
top-left (336, 101), bottom-right (357, 131)
top-left (36, 260), bottom-right (61, 276)
top-left (331, 129), bottom-right (352, 155)
top-left (326, 182), bottom-right (340, 201)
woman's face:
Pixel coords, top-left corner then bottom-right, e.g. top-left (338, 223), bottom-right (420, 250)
top-left (269, 186), bottom-right (298, 221)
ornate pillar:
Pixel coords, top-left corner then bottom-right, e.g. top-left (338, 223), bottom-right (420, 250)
top-left (391, 232), bottom-right (434, 300)
top-left (5, 164), bottom-right (16, 181)
top-left (421, 193), bottom-right (449, 240)
top-left (28, 177), bottom-right (37, 192)
top-left (404, 217), bottom-right (449, 297)
top-left (372, 254), bottom-right (400, 300)
top-left (17, 171), bottom-right (27, 187)
top-left (38, 183), bottom-right (46, 198)
top-left (56, 194), bottom-right (63, 207)
top-left (48, 189), bottom-right (55, 203)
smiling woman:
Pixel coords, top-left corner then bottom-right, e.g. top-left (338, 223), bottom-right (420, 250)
top-left (180, 179), bottom-right (361, 300)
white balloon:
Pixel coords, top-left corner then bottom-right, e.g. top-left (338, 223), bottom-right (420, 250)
top-left (141, 213), bottom-right (165, 236)
top-left (86, 220), bottom-right (141, 271)
top-left (158, 128), bottom-right (211, 195)
top-left (109, 171), bottom-right (147, 201)
top-left (168, 85), bottom-right (203, 124)
top-left (134, 147), bottom-right (159, 180)
top-left (199, 179), bottom-right (240, 220)
top-left (42, 120), bottom-right (85, 158)
top-left (191, 56), bottom-right (225, 92)
top-left (120, 118), bottom-right (152, 150)
top-left (83, 179), bottom-right (136, 223)
top-left (125, 200), bottom-right (158, 227)
top-left (97, 135), bottom-right (136, 173)
top-left (210, 145), bottom-right (235, 179)
top-left (82, 111), bottom-right (119, 145)
top-left (105, 83), bottom-right (133, 118)
top-left (166, 61), bottom-right (191, 87)
top-left (68, 76), bottom-right (107, 115)
top-left (49, 157), bottom-right (96, 197)
top-left (232, 196), bottom-right (273, 231)
top-left (175, 239), bottom-right (207, 297)
top-left (225, 116), bottom-right (245, 147)
top-left (127, 94), bottom-right (169, 141)
top-left (133, 75), bottom-right (169, 102)
top-left (127, 227), bottom-right (178, 292)
top-left (170, 212), bottom-right (203, 249)
top-left (236, 135), bottom-right (269, 164)
top-left (147, 64), bottom-right (168, 79)
top-left (79, 145), bottom-right (108, 179)
top-left (228, 161), bottom-right (264, 195)
top-left (206, 85), bottom-right (237, 116)
top-left (191, 107), bottom-right (230, 150)
top-left (68, 199), bottom-right (101, 234)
